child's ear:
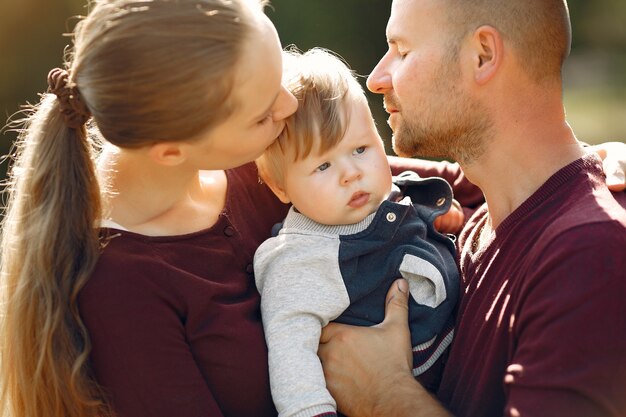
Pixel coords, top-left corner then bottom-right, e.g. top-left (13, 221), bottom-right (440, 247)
top-left (148, 142), bottom-right (186, 166)
top-left (263, 178), bottom-right (291, 204)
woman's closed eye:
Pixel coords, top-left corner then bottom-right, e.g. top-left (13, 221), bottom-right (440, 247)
top-left (257, 113), bottom-right (272, 125)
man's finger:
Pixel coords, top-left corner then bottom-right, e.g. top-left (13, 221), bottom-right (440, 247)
top-left (320, 322), bottom-right (344, 344)
top-left (604, 158), bottom-right (626, 191)
top-left (607, 177), bottom-right (626, 192)
top-left (433, 216), bottom-right (443, 231)
top-left (381, 279), bottom-right (410, 328)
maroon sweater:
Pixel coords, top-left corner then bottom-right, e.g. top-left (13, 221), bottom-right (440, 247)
top-left (79, 163), bottom-right (289, 417)
top-left (79, 160), bottom-right (480, 417)
top-left (437, 155), bottom-right (626, 417)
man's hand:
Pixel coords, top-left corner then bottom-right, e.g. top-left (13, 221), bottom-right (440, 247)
top-left (434, 199), bottom-right (465, 234)
top-left (587, 141), bottom-right (626, 192)
top-left (318, 279), bottom-right (451, 417)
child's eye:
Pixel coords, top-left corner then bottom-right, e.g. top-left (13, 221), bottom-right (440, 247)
top-left (353, 146), bottom-right (366, 155)
top-left (316, 162), bottom-right (331, 172)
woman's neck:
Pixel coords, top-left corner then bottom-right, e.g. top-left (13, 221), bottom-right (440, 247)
top-left (98, 146), bottom-right (227, 236)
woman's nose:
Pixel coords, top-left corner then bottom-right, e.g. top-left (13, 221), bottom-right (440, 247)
top-left (272, 85), bottom-right (298, 122)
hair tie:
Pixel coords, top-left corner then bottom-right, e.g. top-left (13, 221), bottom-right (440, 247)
top-left (47, 68), bottom-right (92, 129)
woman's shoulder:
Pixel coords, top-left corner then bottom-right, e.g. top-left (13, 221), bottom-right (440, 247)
top-left (225, 162), bottom-right (289, 223)
top-left (225, 162), bottom-right (265, 193)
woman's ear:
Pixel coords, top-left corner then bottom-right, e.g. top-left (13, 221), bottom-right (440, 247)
top-left (148, 142), bottom-right (186, 166)
top-left (470, 25), bottom-right (503, 85)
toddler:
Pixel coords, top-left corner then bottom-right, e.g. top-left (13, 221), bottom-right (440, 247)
top-left (254, 48), bottom-right (462, 417)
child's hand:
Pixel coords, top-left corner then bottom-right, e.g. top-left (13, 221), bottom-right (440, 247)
top-left (434, 199), bottom-right (464, 234)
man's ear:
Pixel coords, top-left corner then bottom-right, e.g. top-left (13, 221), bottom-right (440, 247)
top-left (148, 142), bottom-right (186, 166)
top-left (263, 177), bottom-right (291, 204)
top-left (470, 25), bottom-right (503, 85)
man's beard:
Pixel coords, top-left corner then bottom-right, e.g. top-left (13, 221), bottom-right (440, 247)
top-left (389, 60), bottom-right (493, 165)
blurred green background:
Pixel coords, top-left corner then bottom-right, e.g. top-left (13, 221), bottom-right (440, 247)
top-left (1, 0), bottom-right (625, 183)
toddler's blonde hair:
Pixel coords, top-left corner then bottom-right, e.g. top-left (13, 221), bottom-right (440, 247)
top-left (256, 47), bottom-right (365, 190)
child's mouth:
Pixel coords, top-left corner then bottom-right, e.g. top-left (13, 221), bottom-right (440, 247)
top-left (348, 191), bottom-right (370, 208)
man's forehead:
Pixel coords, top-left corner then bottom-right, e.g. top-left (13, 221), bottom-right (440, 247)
top-left (387, 0), bottom-right (441, 40)
top-left (386, 0), bottom-right (416, 40)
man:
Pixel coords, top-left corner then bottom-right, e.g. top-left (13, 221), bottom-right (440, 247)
top-left (318, 0), bottom-right (626, 416)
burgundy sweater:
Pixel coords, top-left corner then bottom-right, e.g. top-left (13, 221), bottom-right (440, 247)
top-left (79, 163), bottom-right (289, 417)
top-left (437, 155), bottom-right (626, 417)
top-left (79, 160), bottom-right (480, 417)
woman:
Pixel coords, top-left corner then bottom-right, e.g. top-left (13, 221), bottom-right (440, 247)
top-left (0, 1), bottom-right (298, 416)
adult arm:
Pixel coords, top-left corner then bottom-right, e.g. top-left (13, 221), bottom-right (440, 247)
top-left (387, 156), bottom-right (485, 223)
top-left (318, 280), bottom-right (452, 417)
top-left (387, 140), bottom-right (626, 205)
top-left (255, 236), bottom-right (351, 417)
top-left (587, 141), bottom-right (626, 191)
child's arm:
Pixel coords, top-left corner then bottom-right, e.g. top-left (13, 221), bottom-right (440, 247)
top-left (254, 235), bottom-right (351, 417)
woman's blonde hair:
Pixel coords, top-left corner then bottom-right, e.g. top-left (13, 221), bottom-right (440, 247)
top-left (0, 0), bottom-right (264, 416)
top-left (256, 47), bottom-right (364, 190)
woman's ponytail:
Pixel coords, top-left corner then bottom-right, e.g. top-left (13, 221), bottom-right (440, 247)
top-left (1, 0), bottom-right (265, 415)
top-left (0, 89), bottom-right (109, 416)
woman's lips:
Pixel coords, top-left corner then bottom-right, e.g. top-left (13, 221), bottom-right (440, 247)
top-left (348, 191), bottom-right (370, 208)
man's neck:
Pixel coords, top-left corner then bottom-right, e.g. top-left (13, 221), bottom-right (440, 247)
top-left (461, 122), bottom-right (584, 230)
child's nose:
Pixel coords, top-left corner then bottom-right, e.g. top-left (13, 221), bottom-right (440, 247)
top-left (341, 166), bottom-right (362, 185)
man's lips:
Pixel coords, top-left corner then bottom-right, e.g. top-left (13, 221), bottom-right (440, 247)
top-left (348, 191), bottom-right (370, 208)
top-left (383, 98), bottom-right (399, 113)
top-left (385, 106), bottom-right (398, 113)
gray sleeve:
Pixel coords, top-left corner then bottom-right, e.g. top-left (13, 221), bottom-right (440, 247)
top-left (254, 233), bottom-right (350, 417)
top-left (399, 254), bottom-right (448, 308)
